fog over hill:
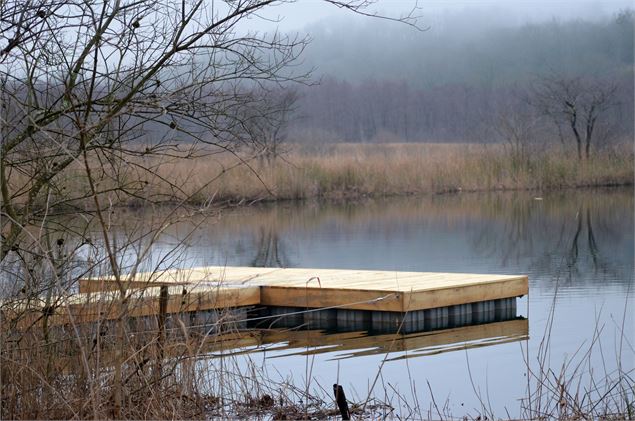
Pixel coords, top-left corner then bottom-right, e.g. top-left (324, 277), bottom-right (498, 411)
top-left (280, 6), bottom-right (633, 143)
top-left (301, 11), bottom-right (633, 86)
top-left (246, 0), bottom-right (632, 33)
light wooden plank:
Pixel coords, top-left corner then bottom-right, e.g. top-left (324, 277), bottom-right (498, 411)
top-left (77, 266), bottom-right (528, 313)
top-left (404, 277), bottom-right (528, 311)
top-left (260, 286), bottom-right (404, 312)
top-left (5, 285), bottom-right (260, 327)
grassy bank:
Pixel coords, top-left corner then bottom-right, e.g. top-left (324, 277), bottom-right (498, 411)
top-left (14, 142), bottom-right (631, 211)
top-left (136, 142), bottom-right (634, 205)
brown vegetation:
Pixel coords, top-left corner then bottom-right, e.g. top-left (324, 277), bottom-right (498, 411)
top-left (109, 142), bottom-right (634, 206)
top-left (2, 285), bottom-right (632, 419)
top-left (1, 304), bottom-right (386, 419)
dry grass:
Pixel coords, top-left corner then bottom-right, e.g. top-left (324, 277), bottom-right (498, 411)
top-left (12, 142), bottom-right (632, 210)
top-left (132, 142), bottom-right (634, 205)
top-left (2, 286), bottom-right (632, 420)
top-left (0, 300), bottom-right (381, 420)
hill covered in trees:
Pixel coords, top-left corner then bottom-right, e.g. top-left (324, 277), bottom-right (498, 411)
top-left (287, 10), bottom-right (633, 144)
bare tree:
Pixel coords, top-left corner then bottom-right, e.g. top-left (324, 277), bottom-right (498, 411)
top-left (494, 99), bottom-right (543, 169)
top-left (531, 76), bottom-right (617, 160)
top-left (0, 0), bottom-right (419, 266)
top-left (0, 2), bottom-right (419, 417)
top-left (243, 87), bottom-right (299, 164)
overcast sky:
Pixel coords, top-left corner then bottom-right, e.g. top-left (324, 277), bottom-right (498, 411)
top-left (242, 0), bottom-right (633, 33)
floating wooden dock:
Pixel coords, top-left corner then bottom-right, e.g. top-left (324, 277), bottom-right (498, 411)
top-left (81, 266), bottom-right (527, 310)
top-left (74, 266), bottom-right (527, 328)
top-left (5, 266), bottom-right (528, 331)
top-left (1, 267), bottom-right (529, 372)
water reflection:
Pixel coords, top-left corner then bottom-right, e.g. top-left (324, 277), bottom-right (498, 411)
top-left (212, 319), bottom-right (529, 361)
top-left (465, 191), bottom-right (631, 286)
top-left (250, 226), bottom-right (289, 268)
top-left (162, 189), bottom-right (632, 289)
top-left (45, 188), bottom-right (632, 290)
top-left (51, 316), bottom-right (528, 373)
top-left (9, 187), bottom-right (630, 416)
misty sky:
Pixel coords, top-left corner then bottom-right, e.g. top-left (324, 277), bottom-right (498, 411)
top-left (244, 0), bottom-right (633, 32)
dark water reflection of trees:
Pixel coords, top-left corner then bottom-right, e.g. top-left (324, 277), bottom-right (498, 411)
top-left (466, 190), bottom-right (632, 288)
top-left (14, 188), bottom-right (631, 295)
top-left (203, 188), bottom-right (633, 292)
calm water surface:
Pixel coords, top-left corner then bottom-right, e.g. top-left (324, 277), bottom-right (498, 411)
top-left (121, 188), bottom-right (634, 417)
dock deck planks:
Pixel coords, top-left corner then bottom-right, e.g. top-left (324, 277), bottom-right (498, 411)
top-left (4, 283), bottom-right (260, 328)
top-left (80, 266), bottom-right (528, 313)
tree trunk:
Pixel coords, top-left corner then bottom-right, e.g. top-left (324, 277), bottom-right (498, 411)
top-left (570, 114), bottom-right (583, 160)
top-left (585, 114), bottom-right (596, 160)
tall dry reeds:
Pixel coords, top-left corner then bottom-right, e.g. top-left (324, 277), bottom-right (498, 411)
top-left (0, 295), bottom-right (344, 419)
top-left (128, 142), bottom-right (635, 205)
top-left (14, 142), bottom-right (631, 209)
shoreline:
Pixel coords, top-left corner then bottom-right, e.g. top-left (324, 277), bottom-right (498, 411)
top-left (45, 170), bottom-right (633, 213)
top-left (13, 142), bottom-right (633, 212)
top-left (123, 178), bottom-right (634, 211)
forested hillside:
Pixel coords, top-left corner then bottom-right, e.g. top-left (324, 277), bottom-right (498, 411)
top-left (288, 11), bottom-right (633, 143)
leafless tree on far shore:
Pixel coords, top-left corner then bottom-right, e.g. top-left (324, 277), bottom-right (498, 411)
top-left (531, 75), bottom-right (617, 160)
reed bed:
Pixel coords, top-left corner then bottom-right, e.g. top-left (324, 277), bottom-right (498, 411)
top-left (1, 296), bottom-right (388, 419)
top-left (12, 142), bottom-right (632, 210)
top-left (134, 142), bottom-right (634, 205)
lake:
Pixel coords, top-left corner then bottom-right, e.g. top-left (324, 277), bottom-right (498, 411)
top-left (83, 187), bottom-right (635, 417)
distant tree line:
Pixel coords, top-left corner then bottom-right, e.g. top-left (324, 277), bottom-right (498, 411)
top-left (285, 10), bottom-right (634, 148)
top-left (289, 74), bottom-right (632, 147)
